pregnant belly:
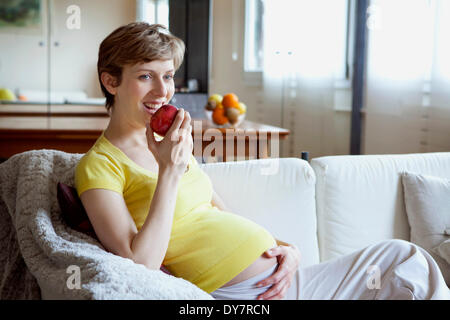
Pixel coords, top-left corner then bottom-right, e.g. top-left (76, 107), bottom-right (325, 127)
top-left (221, 247), bottom-right (278, 287)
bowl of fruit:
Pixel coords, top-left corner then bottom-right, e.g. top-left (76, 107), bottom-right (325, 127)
top-left (205, 93), bottom-right (247, 128)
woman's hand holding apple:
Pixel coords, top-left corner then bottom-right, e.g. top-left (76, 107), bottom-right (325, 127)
top-left (146, 107), bottom-right (193, 178)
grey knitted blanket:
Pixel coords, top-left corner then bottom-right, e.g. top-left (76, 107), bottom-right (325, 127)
top-left (0, 149), bottom-right (212, 300)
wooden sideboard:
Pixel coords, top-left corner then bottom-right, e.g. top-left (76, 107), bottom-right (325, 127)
top-left (0, 104), bottom-right (290, 161)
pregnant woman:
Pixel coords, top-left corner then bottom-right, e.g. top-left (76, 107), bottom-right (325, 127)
top-left (75, 22), bottom-right (449, 300)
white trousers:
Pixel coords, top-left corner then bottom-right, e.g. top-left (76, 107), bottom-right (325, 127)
top-left (285, 239), bottom-right (450, 300)
top-left (211, 264), bottom-right (278, 300)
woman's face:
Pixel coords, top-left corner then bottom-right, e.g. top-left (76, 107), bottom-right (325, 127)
top-left (114, 59), bottom-right (175, 126)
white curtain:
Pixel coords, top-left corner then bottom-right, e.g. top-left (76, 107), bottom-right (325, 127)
top-left (261, 0), bottom-right (347, 159)
top-left (428, 0), bottom-right (450, 152)
top-left (364, 0), bottom-right (450, 154)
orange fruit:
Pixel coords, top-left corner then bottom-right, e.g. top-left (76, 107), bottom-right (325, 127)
top-left (222, 93), bottom-right (239, 109)
top-left (212, 106), bottom-right (229, 125)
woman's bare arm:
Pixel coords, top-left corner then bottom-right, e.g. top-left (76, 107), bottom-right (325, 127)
top-left (130, 168), bottom-right (181, 268)
top-left (80, 168), bottom-right (181, 270)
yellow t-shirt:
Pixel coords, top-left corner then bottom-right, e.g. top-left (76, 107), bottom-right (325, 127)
top-left (74, 132), bottom-right (276, 293)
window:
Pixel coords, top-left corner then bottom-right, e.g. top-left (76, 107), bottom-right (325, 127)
top-left (136, 0), bottom-right (169, 28)
top-left (244, 0), bottom-right (353, 83)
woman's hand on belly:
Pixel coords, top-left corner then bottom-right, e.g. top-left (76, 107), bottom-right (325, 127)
top-left (255, 244), bottom-right (301, 300)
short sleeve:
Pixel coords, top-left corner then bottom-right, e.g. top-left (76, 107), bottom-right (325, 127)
top-left (74, 152), bottom-right (125, 197)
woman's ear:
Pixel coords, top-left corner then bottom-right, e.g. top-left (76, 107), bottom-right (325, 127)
top-left (100, 72), bottom-right (119, 95)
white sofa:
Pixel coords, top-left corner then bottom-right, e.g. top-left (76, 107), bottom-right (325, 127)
top-left (200, 152), bottom-right (450, 277)
top-left (1, 150), bottom-right (449, 299)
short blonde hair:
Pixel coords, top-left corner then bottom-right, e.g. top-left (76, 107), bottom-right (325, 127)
top-left (97, 22), bottom-right (185, 111)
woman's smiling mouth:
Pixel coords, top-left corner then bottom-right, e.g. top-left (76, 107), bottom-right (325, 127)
top-left (143, 103), bottom-right (160, 115)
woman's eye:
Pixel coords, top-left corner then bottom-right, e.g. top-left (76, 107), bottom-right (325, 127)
top-left (140, 74), bottom-right (151, 80)
top-left (164, 74), bottom-right (174, 80)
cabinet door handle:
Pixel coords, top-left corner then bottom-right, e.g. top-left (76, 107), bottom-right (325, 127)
top-left (39, 41), bottom-right (45, 47)
top-left (54, 41), bottom-right (60, 47)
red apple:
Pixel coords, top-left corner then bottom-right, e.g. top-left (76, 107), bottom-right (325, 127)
top-left (150, 104), bottom-right (179, 136)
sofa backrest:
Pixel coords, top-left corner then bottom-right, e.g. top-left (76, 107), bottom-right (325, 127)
top-left (311, 152), bottom-right (450, 262)
top-left (200, 158), bottom-right (320, 267)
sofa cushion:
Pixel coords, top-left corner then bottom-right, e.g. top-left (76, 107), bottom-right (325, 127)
top-left (401, 172), bottom-right (450, 285)
top-left (434, 240), bottom-right (450, 265)
top-left (57, 182), bottom-right (98, 240)
top-left (200, 157), bottom-right (319, 267)
top-left (311, 152), bottom-right (450, 262)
